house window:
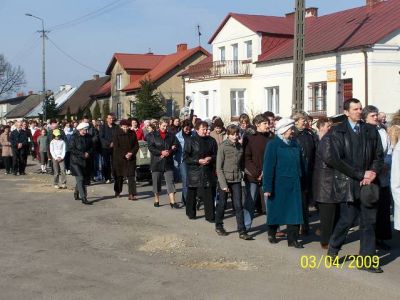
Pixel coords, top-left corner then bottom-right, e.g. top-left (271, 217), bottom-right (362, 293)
top-left (116, 74), bottom-right (122, 91)
top-left (245, 40), bottom-right (252, 59)
top-left (129, 101), bottom-right (136, 117)
top-left (265, 86), bottom-right (279, 114)
top-left (200, 91), bottom-right (210, 118)
top-left (230, 89), bottom-right (245, 117)
top-left (308, 82), bottom-right (327, 113)
top-left (166, 99), bottom-right (174, 117)
top-left (116, 102), bottom-right (122, 120)
top-left (219, 46), bottom-right (225, 61)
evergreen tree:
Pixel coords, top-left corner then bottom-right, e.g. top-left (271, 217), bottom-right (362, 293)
top-left (76, 107), bottom-right (84, 121)
top-left (135, 78), bottom-right (165, 120)
top-left (44, 95), bottom-right (57, 119)
top-left (66, 106), bottom-right (71, 122)
top-left (84, 106), bottom-right (92, 120)
top-left (102, 100), bottom-right (111, 118)
top-left (93, 101), bottom-right (101, 120)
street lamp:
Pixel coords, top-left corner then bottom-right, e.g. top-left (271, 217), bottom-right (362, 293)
top-left (25, 13), bottom-right (48, 122)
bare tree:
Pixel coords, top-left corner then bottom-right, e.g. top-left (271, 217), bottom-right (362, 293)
top-left (0, 54), bottom-right (26, 98)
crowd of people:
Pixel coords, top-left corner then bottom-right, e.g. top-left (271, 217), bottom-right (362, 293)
top-left (1, 98), bottom-right (400, 273)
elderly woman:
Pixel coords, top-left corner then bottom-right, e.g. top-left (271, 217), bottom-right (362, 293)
top-left (263, 118), bottom-right (304, 248)
top-left (147, 117), bottom-right (179, 208)
top-left (113, 119), bottom-right (139, 200)
top-left (0, 125), bottom-right (13, 174)
top-left (389, 122), bottom-right (400, 231)
top-left (70, 122), bottom-right (93, 205)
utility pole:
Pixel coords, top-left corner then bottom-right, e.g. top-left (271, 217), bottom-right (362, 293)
top-left (292, 0), bottom-right (306, 114)
top-left (25, 13), bottom-right (49, 122)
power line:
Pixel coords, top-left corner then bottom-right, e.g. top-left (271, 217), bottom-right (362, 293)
top-left (47, 37), bottom-right (104, 74)
top-left (48, 0), bottom-right (133, 32)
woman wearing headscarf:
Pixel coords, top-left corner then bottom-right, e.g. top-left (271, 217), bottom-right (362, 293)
top-left (69, 122), bottom-right (93, 205)
top-left (113, 119), bottom-right (139, 200)
top-left (263, 118), bottom-right (304, 248)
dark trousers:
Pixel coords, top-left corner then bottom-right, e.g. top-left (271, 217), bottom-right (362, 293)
top-left (376, 187), bottom-right (392, 240)
top-left (102, 149), bottom-right (113, 181)
top-left (329, 201), bottom-right (377, 256)
top-left (114, 175), bottom-right (137, 195)
top-left (186, 186), bottom-right (214, 221)
top-left (269, 224), bottom-right (300, 244)
top-left (318, 202), bottom-right (340, 245)
top-left (3, 156), bottom-right (12, 173)
top-left (75, 176), bottom-right (87, 199)
top-left (12, 149), bottom-right (26, 174)
top-left (216, 182), bottom-right (246, 233)
top-left (302, 191), bottom-right (310, 231)
top-left (64, 151), bottom-right (71, 171)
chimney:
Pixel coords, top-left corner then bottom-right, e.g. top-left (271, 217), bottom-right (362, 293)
top-left (28, 91), bottom-right (33, 95)
top-left (286, 7), bottom-right (318, 19)
top-left (366, 0), bottom-right (385, 7)
top-left (17, 92), bottom-right (25, 97)
top-left (177, 43), bottom-right (188, 53)
top-left (93, 74), bottom-right (100, 80)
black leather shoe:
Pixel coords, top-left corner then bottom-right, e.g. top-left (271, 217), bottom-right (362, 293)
top-left (239, 232), bottom-right (253, 240)
top-left (170, 202), bottom-right (180, 209)
top-left (81, 198), bottom-right (92, 205)
top-left (288, 241), bottom-right (304, 248)
top-left (359, 266), bottom-right (384, 273)
top-left (74, 191), bottom-right (80, 200)
top-left (215, 228), bottom-right (228, 236)
top-left (268, 235), bottom-right (278, 244)
top-left (154, 202), bottom-right (160, 207)
top-left (376, 240), bottom-right (391, 251)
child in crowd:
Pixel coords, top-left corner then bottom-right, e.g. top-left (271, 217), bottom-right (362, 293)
top-left (49, 129), bottom-right (67, 189)
top-left (37, 129), bottom-right (48, 173)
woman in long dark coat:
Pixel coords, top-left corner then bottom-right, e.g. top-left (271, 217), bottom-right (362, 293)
top-left (263, 118), bottom-right (304, 248)
top-left (113, 119), bottom-right (139, 200)
top-left (70, 122), bottom-right (93, 205)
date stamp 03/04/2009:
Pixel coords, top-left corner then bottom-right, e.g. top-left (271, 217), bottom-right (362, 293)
top-left (299, 255), bottom-right (380, 270)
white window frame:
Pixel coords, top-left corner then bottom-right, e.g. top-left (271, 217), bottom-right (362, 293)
top-left (265, 86), bottom-right (279, 115)
top-left (245, 40), bottom-right (252, 59)
top-left (219, 46), bottom-right (226, 61)
top-left (230, 89), bottom-right (245, 117)
top-left (116, 74), bottom-right (122, 91)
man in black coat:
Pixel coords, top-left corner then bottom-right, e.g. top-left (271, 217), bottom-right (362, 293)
top-left (292, 112), bottom-right (317, 235)
top-left (324, 98), bottom-right (384, 273)
top-left (184, 121), bottom-right (218, 221)
top-left (10, 121), bottom-right (29, 175)
top-left (99, 113), bottom-right (117, 183)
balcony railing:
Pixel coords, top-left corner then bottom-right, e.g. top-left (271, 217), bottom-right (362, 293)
top-left (186, 60), bottom-right (252, 80)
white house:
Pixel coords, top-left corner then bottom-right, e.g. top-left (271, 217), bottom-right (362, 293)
top-left (183, 0), bottom-right (400, 121)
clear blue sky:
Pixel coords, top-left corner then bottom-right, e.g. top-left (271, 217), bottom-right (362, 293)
top-left (0, 0), bottom-right (365, 95)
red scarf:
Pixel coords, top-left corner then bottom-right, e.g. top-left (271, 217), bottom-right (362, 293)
top-left (159, 130), bottom-right (167, 140)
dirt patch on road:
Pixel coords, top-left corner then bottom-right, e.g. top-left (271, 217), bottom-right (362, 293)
top-left (139, 234), bottom-right (187, 253)
top-left (184, 260), bottom-right (256, 271)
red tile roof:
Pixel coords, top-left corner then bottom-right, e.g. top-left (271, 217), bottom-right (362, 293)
top-left (179, 55), bottom-right (213, 77)
top-left (92, 80), bottom-right (111, 98)
top-left (208, 13), bottom-right (293, 44)
top-left (105, 53), bottom-right (165, 75)
top-left (256, 0), bottom-right (400, 62)
top-left (122, 46), bottom-right (210, 91)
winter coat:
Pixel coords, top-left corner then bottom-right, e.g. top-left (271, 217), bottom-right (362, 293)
top-left (37, 136), bottom-right (48, 153)
top-left (323, 121), bottom-right (384, 203)
top-left (174, 129), bottom-right (193, 164)
top-left (312, 133), bottom-right (337, 204)
top-left (10, 129), bottom-right (28, 154)
top-left (50, 139), bottom-right (66, 160)
top-left (147, 130), bottom-right (178, 172)
top-left (100, 123), bottom-right (117, 150)
top-left (293, 127), bottom-right (317, 192)
top-left (263, 136), bottom-right (303, 225)
top-left (244, 131), bottom-right (273, 183)
top-left (69, 133), bottom-right (93, 178)
top-left (113, 128), bottom-right (139, 177)
top-left (0, 132), bottom-right (12, 157)
top-left (210, 130), bottom-right (226, 146)
top-left (216, 139), bottom-right (243, 190)
top-left (391, 142), bottom-right (400, 230)
top-left (184, 135), bottom-right (218, 188)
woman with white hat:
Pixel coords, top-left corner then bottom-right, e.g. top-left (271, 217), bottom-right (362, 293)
top-left (69, 122), bottom-right (93, 205)
top-left (263, 118), bottom-right (304, 248)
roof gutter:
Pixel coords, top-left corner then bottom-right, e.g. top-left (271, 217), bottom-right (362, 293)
top-left (362, 48), bottom-right (369, 106)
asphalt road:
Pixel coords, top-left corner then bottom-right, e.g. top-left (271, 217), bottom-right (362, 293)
top-left (0, 162), bottom-right (400, 300)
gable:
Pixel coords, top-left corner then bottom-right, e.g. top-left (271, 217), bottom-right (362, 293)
top-left (212, 17), bottom-right (258, 45)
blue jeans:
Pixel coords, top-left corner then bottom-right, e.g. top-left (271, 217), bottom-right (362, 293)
top-left (244, 181), bottom-right (261, 230)
top-left (179, 162), bottom-right (188, 204)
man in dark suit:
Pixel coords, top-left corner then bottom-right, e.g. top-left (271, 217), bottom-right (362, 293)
top-left (10, 121), bottom-right (29, 175)
top-left (324, 98), bottom-right (384, 273)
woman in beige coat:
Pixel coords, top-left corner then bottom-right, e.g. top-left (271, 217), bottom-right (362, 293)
top-left (0, 125), bottom-right (13, 174)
